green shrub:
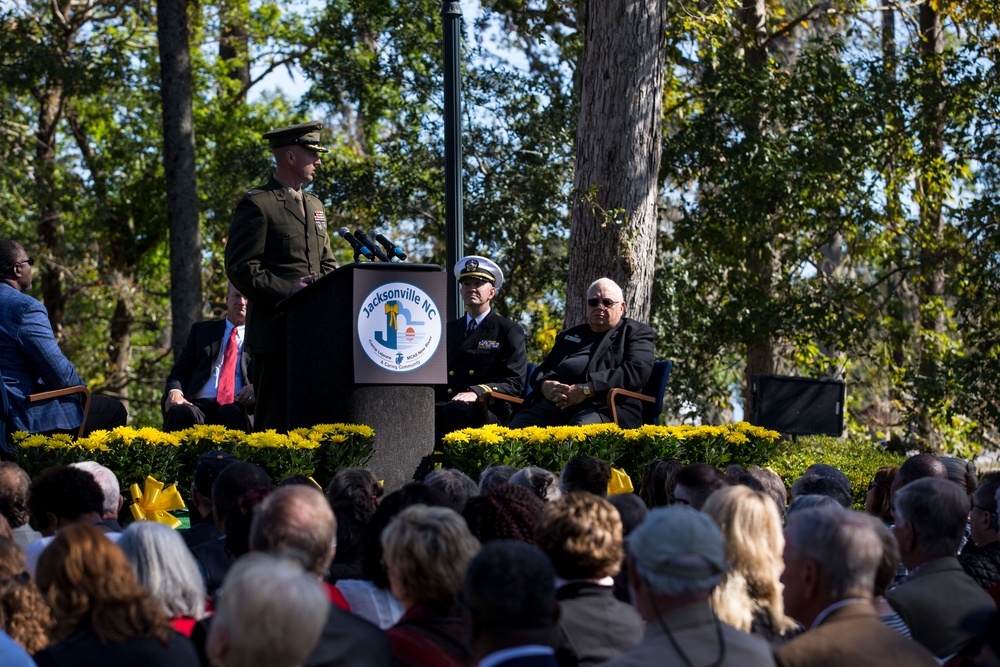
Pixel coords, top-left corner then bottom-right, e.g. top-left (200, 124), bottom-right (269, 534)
top-left (762, 436), bottom-right (906, 508)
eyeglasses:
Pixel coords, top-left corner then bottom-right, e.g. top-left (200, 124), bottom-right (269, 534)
top-left (8, 257), bottom-right (34, 272)
top-left (587, 297), bottom-right (620, 309)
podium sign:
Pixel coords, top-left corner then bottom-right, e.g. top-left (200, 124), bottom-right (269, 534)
top-left (353, 269), bottom-right (447, 383)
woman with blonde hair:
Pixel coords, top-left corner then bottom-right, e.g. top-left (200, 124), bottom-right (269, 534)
top-left (381, 504), bottom-right (480, 667)
top-left (702, 484), bottom-right (799, 644)
top-left (32, 523), bottom-right (197, 666)
top-left (0, 536), bottom-right (51, 654)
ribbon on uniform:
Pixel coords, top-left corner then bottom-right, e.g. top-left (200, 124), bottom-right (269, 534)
top-left (385, 302), bottom-right (399, 329)
top-left (130, 476), bottom-right (186, 529)
top-left (607, 468), bottom-right (634, 495)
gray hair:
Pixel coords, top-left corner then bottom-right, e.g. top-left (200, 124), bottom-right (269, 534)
top-left (70, 461), bottom-right (120, 517)
top-left (786, 494), bottom-right (841, 520)
top-left (586, 278), bottom-right (624, 301)
top-left (894, 477), bottom-right (969, 558)
top-left (117, 521), bottom-right (207, 620)
top-left (749, 467), bottom-right (787, 521)
top-left (423, 468), bottom-right (480, 511)
top-left (479, 464), bottom-right (518, 493)
top-left (790, 473), bottom-right (851, 509)
top-left (509, 467), bottom-right (562, 502)
top-left (210, 553), bottom-right (330, 667)
top-left (785, 507), bottom-right (882, 599)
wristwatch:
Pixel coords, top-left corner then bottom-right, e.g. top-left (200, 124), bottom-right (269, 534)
top-left (582, 383), bottom-right (592, 397)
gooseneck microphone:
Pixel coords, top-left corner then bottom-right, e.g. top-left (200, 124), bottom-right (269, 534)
top-left (354, 229), bottom-right (390, 262)
top-left (371, 229), bottom-right (408, 262)
top-left (338, 227), bottom-right (373, 260)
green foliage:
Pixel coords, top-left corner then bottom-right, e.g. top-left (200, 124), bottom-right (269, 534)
top-left (12, 423), bottom-right (375, 496)
top-left (762, 436), bottom-right (906, 508)
top-left (441, 422), bottom-right (781, 486)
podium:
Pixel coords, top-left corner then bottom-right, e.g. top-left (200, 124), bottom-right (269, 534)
top-left (282, 263), bottom-right (447, 490)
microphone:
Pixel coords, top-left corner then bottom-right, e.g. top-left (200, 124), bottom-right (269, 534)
top-left (338, 227), bottom-right (373, 260)
top-left (354, 229), bottom-right (390, 262)
top-left (371, 229), bottom-right (408, 262)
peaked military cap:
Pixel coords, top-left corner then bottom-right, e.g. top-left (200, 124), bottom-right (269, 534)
top-left (454, 255), bottom-right (504, 291)
top-left (263, 120), bottom-right (330, 153)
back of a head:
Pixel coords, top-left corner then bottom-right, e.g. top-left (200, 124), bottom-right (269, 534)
top-left (479, 464), bottom-right (518, 493)
top-left (210, 553), bottom-right (330, 667)
top-left (118, 521), bottom-right (206, 620)
top-left (894, 477), bottom-right (969, 558)
top-left (28, 465), bottom-right (105, 530)
top-left (0, 536), bottom-right (52, 654)
top-left (212, 462), bottom-right (271, 524)
top-left (509, 466), bottom-right (561, 502)
top-left (534, 491), bottom-right (624, 580)
top-left (673, 464), bottom-right (728, 510)
top-left (462, 482), bottom-right (546, 544)
top-left (785, 507), bottom-right (882, 600)
top-left (941, 457), bottom-right (977, 498)
top-left (69, 461), bottom-right (120, 517)
top-left (725, 465), bottom-right (765, 492)
top-left (250, 485), bottom-right (336, 577)
top-left (326, 467), bottom-right (382, 522)
top-left (608, 493), bottom-right (648, 536)
top-left (360, 483), bottom-right (452, 586)
top-left (749, 467), bottom-right (787, 521)
top-left (701, 484), bottom-right (783, 578)
top-left (862, 514), bottom-right (901, 597)
top-left (560, 456), bottom-right (612, 497)
top-left (381, 504), bottom-right (480, 608)
top-left (36, 523), bottom-right (168, 643)
top-left (865, 466), bottom-right (897, 524)
top-left (975, 472), bottom-right (1000, 516)
top-left (423, 468), bottom-right (480, 512)
top-left (790, 473), bottom-right (852, 508)
top-left (897, 454), bottom-right (948, 487)
top-left (0, 462), bottom-right (31, 528)
top-left (786, 494), bottom-right (841, 520)
top-left (639, 458), bottom-right (683, 509)
top-left (463, 541), bottom-right (557, 633)
top-left (627, 506), bottom-right (727, 598)
top-left (803, 464), bottom-right (851, 497)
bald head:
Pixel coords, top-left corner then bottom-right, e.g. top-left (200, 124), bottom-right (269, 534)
top-left (891, 454), bottom-right (947, 502)
top-left (249, 485), bottom-right (336, 577)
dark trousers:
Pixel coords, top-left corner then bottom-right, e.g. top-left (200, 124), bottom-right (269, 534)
top-left (251, 351), bottom-right (286, 433)
top-left (162, 398), bottom-right (251, 433)
top-left (507, 397), bottom-right (611, 428)
top-left (39, 395), bottom-right (128, 438)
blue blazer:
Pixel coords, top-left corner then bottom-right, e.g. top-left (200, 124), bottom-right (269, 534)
top-left (0, 284), bottom-right (85, 432)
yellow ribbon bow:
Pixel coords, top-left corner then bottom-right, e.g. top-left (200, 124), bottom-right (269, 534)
top-left (385, 302), bottom-right (399, 329)
top-left (607, 468), bottom-right (634, 495)
top-left (130, 476), bottom-right (186, 529)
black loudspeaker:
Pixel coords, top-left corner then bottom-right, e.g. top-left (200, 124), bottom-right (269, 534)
top-left (751, 375), bottom-right (845, 437)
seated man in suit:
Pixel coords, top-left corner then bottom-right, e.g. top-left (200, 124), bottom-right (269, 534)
top-left (0, 239), bottom-right (127, 438)
top-left (436, 256), bottom-right (526, 433)
top-left (775, 506), bottom-right (937, 667)
top-left (508, 277), bottom-right (654, 429)
top-left (162, 283), bottom-right (253, 432)
top-left (887, 477), bottom-right (996, 660)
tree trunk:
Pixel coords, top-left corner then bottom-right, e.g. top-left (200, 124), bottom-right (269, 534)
top-left (157, 0), bottom-right (203, 359)
top-left (219, 0), bottom-right (250, 101)
top-left (34, 89), bottom-right (66, 336)
top-left (565, 0), bottom-right (667, 328)
top-left (915, 0), bottom-right (945, 449)
top-left (106, 270), bottom-right (135, 416)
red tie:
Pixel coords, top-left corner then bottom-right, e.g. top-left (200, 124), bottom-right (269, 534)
top-left (217, 327), bottom-right (239, 405)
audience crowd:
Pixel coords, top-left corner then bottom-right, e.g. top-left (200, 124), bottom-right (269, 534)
top-left (0, 449), bottom-right (998, 667)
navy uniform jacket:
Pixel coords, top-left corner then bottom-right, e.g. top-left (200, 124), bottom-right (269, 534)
top-left (161, 319), bottom-right (251, 409)
top-left (0, 283), bottom-right (85, 432)
top-left (525, 317), bottom-right (654, 428)
top-left (438, 311), bottom-right (527, 421)
top-left (225, 176), bottom-right (338, 354)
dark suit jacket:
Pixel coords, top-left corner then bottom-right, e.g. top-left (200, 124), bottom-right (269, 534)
top-left (438, 311), bottom-right (527, 421)
top-left (523, 318), bottom-right (654, 428)
top-left (304, 603), bottom-right (393, 667)
top-left (0, 283), bottom-right (85, 432)
top-left (774, 601), bottom-right (938, 667)
top-left (225, 175), bottom-right (337, 353)
top-left (162, 319), bottom-right (250, 409)
top-left (886, 556), bottom-right (997, 658)
top-left (554, 582), bottom-right (644, 667)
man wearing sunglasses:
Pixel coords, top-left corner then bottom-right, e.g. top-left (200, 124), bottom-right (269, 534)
top-left (0, 239), bottom-right (127, 441)
top-left (508, 277), bottom-right (654, 428)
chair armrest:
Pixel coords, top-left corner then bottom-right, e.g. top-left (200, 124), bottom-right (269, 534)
top-left (28, 386), bottom-right (91, 438)
top-left (481, 391), bottom-right (524, 406)
top-left (606, 388), bottom-right (655, 425)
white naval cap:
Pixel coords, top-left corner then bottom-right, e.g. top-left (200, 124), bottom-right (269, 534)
top-left (454, 255), bottom-right (504, 292)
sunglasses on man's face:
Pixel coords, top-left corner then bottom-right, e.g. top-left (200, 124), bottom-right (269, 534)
top-left (9, 257), bottom-right (34, 272)
top-left (587, 297), bottom-right (619, 308)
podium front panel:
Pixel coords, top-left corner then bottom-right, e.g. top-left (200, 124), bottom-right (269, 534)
top-left (353, 267), bottom-right (447, 384)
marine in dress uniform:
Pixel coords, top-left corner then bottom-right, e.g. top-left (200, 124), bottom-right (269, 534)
top-left (436, 256), bottom-right (527, 434)
top-left (225, 121), bottom-right (338, 432)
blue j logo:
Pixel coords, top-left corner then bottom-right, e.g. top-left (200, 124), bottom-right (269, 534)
top-left (376, 302), bottom-right (400, 349)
